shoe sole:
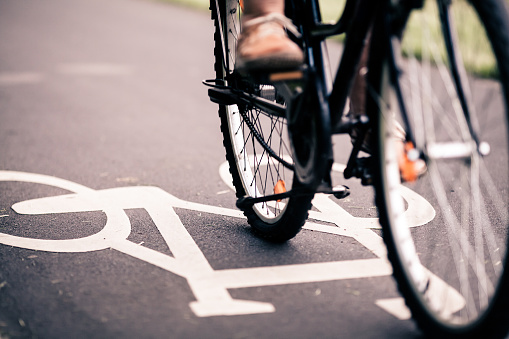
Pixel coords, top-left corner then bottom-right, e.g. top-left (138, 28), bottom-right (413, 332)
top-left (236, 53), bottom-right (304, 73)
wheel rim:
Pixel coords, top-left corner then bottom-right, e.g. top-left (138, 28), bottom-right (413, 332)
top-left (379, 0), bottom-right (509, 328)
top-left (220, 0), bottom-right (294, 223)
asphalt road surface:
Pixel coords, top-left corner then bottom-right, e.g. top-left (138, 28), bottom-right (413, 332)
top-left (0, 0), bottom-right (423, 337)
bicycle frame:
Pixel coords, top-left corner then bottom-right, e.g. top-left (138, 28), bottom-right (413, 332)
top-left (286, 0), bottom-right (380, 131)
top-left (287, 0), bottom-right (386, 186)
top-left (207, 1), bottom-right (509, 334)
top-left (207, 0), bottom-right (426, 194)
top-left (208, 0), bottom-right (381, 130)
top-left (206, 0), bottom-right (386, 195)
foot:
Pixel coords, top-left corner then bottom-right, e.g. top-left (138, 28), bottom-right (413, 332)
top-left (350, 119), bottom-right (426, 182)
top-left (236, 13), bottom-right (304, 72)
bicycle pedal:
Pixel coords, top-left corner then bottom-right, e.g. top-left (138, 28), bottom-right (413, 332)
top-left (208, 87), bottom-right (238, 105)
top-left (344, 157), bottom-right (373, 186)
top-left (316, 184), bottom-right (350, 199)
top-left (332, 185), bottom-right (350, 199)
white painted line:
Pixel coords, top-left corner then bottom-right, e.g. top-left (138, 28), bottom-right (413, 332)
top-left (190, 299), bottom-right (275, 317)
top-left (375, 298), bottom-right (411, 320)
top-left (212, 258), bottom-right (392, 289)
top-left (0, 168), bottom-right (455, 320)
top-left (0, 72), bottom-right (44, 85)
top-left (111, 239), bottom-right (188, 278)
top-left (0, 171), bottom-right (131, 252)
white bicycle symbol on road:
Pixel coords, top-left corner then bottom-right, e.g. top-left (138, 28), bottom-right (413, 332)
top-left (0, 164), bottom-right (436, 319)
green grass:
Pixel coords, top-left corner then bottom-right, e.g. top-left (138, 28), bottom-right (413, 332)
top-left (158, 0), bottom-right (209, 11)
top-left (402, 0), bottom-right (498, 78)
top-left (318, 0), bottom-right (346, 22)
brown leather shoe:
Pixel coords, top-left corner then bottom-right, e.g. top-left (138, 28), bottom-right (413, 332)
top-left (236, 13), bottom-right (304, 72)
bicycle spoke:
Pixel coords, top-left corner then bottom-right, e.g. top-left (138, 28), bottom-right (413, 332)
top-left (376, 0), bottom-right (509, 333)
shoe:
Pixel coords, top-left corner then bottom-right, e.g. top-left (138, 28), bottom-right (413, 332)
top-left (236, 13), bottom-right (304, 72)
top-left (350, 119), bottom-right (426, 182)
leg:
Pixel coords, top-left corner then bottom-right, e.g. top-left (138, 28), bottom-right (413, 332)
top-left (242, 0), bottom-right (285, 21)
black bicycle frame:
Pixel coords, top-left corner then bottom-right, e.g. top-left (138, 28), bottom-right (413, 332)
top-left (286, 0), bottom-right (382, 132)
top-left (207, 0), bottom-right (418, 188)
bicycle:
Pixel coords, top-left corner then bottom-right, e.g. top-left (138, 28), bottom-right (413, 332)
top-left (204, 0), bottom-right (509, 337)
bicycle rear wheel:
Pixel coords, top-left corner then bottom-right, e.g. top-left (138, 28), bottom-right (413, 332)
top-left (373, 0), bottom-right (509, 337)
top-left (210, 0), bottom-right (313, 241)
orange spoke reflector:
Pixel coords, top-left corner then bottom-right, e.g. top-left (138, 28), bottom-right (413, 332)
top-left (399, 142), bottom-right (421, 183)
top-left (240, 0), bottom-right (244, 11)
top-left (274, 180), bottom-right (286, 202)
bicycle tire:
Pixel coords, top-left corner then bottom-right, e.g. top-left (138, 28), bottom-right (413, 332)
top-left (372, 0), bottom-right (509, 337)
top-left (210, 0), bottom-right (313, 242)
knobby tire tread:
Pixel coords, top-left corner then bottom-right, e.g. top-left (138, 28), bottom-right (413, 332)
top-left (210, 0), bottom-right (313, 242)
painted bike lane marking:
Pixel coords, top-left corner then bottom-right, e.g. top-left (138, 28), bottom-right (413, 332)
top-left (0, 168), bottom-right (457, 319)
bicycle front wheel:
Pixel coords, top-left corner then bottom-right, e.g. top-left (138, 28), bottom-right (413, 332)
top-left (373, 0), bottom-right (509, 337)
top-left (210, 0), bottom-right (313, 241)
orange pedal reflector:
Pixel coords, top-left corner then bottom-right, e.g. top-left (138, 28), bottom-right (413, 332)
top-left (269, 70), bottom-right (304, 82)
top-left (274, 180), bottom-right (286, 202)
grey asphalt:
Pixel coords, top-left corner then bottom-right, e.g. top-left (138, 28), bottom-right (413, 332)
top-left (0, 0), bottom-right (422, 338)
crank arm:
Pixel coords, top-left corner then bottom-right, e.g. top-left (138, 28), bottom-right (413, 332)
top-left (236, 185), bottom-right (350, 210)
top-left (208, 86), bottom-right (286, 118)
